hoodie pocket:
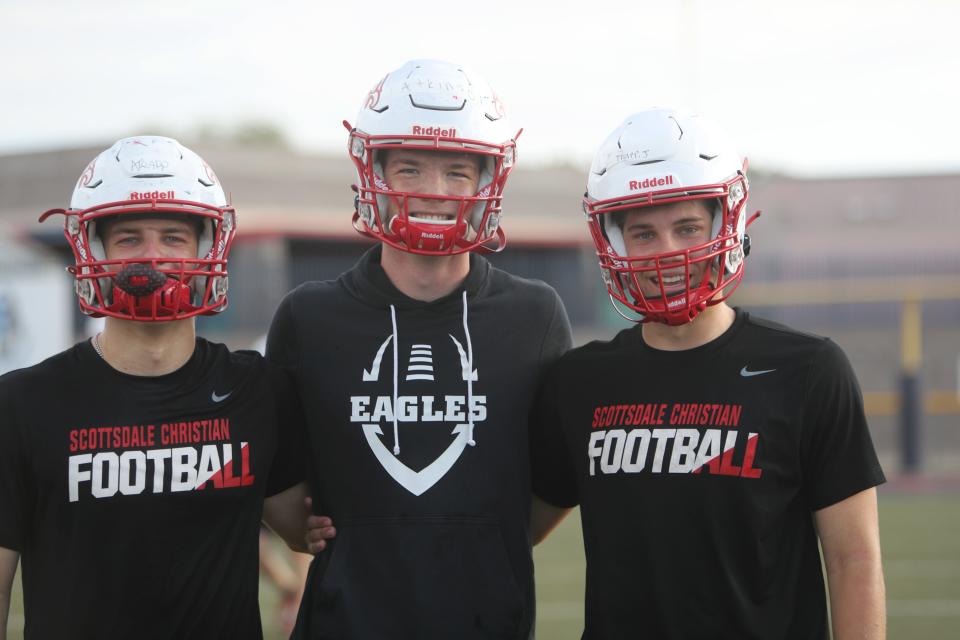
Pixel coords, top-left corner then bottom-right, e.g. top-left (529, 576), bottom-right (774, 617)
top-left (308, 515), bottom-right (526, 640)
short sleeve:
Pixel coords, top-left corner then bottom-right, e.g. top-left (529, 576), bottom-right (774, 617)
top-left (265, 290), bottom-right (301, 376)
top-left (530, 363), bottom-right (579, 508)
top-left (538, 290), bottom-right (573, 375)
top-left (0, 382), bottom-right (30, 551)
top-left (800, 340), bottom-right (886, 511)
top-left (263, 364), bottom-right (307, 497)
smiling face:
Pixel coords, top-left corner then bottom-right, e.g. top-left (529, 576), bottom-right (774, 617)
top-left (616, 199), bottom-right (715, 299)
top-left (380, 148), bottom-right (482, 225)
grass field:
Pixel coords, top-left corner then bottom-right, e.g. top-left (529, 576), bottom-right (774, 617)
top-left (7, 491), bottom-right (960, 639)
top-left (529, 491), bottom-right (960, 640)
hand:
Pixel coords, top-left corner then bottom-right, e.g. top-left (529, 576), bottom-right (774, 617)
top-left (304, 497), bottom-right (337, 554)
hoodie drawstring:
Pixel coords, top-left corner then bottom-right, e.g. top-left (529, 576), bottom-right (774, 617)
top-left (390, 303), bottom-right (400, 454)
top-left (388, 292), bottom-right (476, 455)
top-left (462, 291), bottom-right (476, 447)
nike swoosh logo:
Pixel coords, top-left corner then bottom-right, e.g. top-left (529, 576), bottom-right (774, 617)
top-left (740, 366), bottom-right (776, 377)
top-left (211, 390), bottom-right (232, 402)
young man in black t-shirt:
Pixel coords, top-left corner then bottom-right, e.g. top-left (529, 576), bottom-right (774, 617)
top-left (530, 108), bottom-right (886, 639)
top-left (0, 137), bottom-right (310, 639)
top-left (268, 60), bottom-right (572, 639)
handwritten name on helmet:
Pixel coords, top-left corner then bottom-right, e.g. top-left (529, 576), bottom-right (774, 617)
top-left (628, 176), bottom-right (674, 191)
top-left (412, 125), bottom-right (457, 137)
top-left (129, 190), bottom-right (176, 200)
top-left (131, 159), bottom-right (169, 172)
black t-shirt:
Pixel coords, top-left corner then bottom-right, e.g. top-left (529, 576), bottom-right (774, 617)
top-left (0, 338), bottom-right (304, 640)
top-left (267, 247), bottom-right (572, 639)
top-left (531, 309), bottom-right (885, 640)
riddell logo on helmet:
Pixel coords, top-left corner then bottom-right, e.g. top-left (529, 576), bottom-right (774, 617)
top-left (129, 190), bottom-right (175, 200)
top-left (628, 176), bottom-right (674, 190)
top-left (412, 126), bottom-right (456, 137)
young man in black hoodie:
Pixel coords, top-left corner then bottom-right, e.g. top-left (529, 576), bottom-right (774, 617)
top-left (530, 108), bottom-right (886, 639)
top-left (267, 60), bottom-right (572, 639)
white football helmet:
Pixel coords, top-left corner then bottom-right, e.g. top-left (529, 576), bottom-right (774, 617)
top-left (583, 108), bottom-right (759, 325)
top-left (346, 59), bottom-right (520, 254)
top-left (39, 136), bottom-right (236, 321)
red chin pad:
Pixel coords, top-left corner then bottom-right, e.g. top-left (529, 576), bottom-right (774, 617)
top-left (654, 297), bottom-right (709, 326)
top-left (390, 216), bottom-right (467, 253)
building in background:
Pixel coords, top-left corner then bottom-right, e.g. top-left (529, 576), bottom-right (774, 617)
top-left (1, 142), bottom-right (958, 473)
top-left (0, 235), bottom-right (73, 376)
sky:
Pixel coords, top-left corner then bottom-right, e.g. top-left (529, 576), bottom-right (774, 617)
top-left (1, 0), bottom-right (958, 177)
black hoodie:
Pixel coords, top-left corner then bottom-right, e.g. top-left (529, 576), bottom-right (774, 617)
top-left (267, 246), bottom-right (572, 639)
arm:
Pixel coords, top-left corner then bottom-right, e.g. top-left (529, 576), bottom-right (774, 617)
top-left (531, 495), bottom-right (572, 546)
top-left (263, 482), bottom-right (311, 553)
top-left (0, 546), bottom-right (19, 640)
top-left (260, 529), bottom-right (305, 595)
top-left (304, 498), bottom-right (337, 554)
top-left (259, 529), bottom-right (311, 634)
top-left (528, 342), bottom-right (578, 545)
top-left (814, 487), bottom-right (885, 640)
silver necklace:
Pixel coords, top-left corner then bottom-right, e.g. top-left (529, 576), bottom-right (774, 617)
top-left (92, 333), bottom-right (104, 359)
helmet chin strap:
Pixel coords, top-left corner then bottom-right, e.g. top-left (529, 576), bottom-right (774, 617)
top-left (474, 226), bottom-right (506, 254)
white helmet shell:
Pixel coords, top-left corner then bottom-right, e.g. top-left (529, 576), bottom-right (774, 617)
top-left (354, 59), bottom-right (514, 151)
top-left (72, 136), bottom-right (227, 262)
top-left (41, 136), bottom-right (237, 321)
top-left (583, 108), bottom-right (753, 325)
top-left (72, 136), bottom-right (227, 211)
top-left (348, 59), bottom-right (519, 255)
